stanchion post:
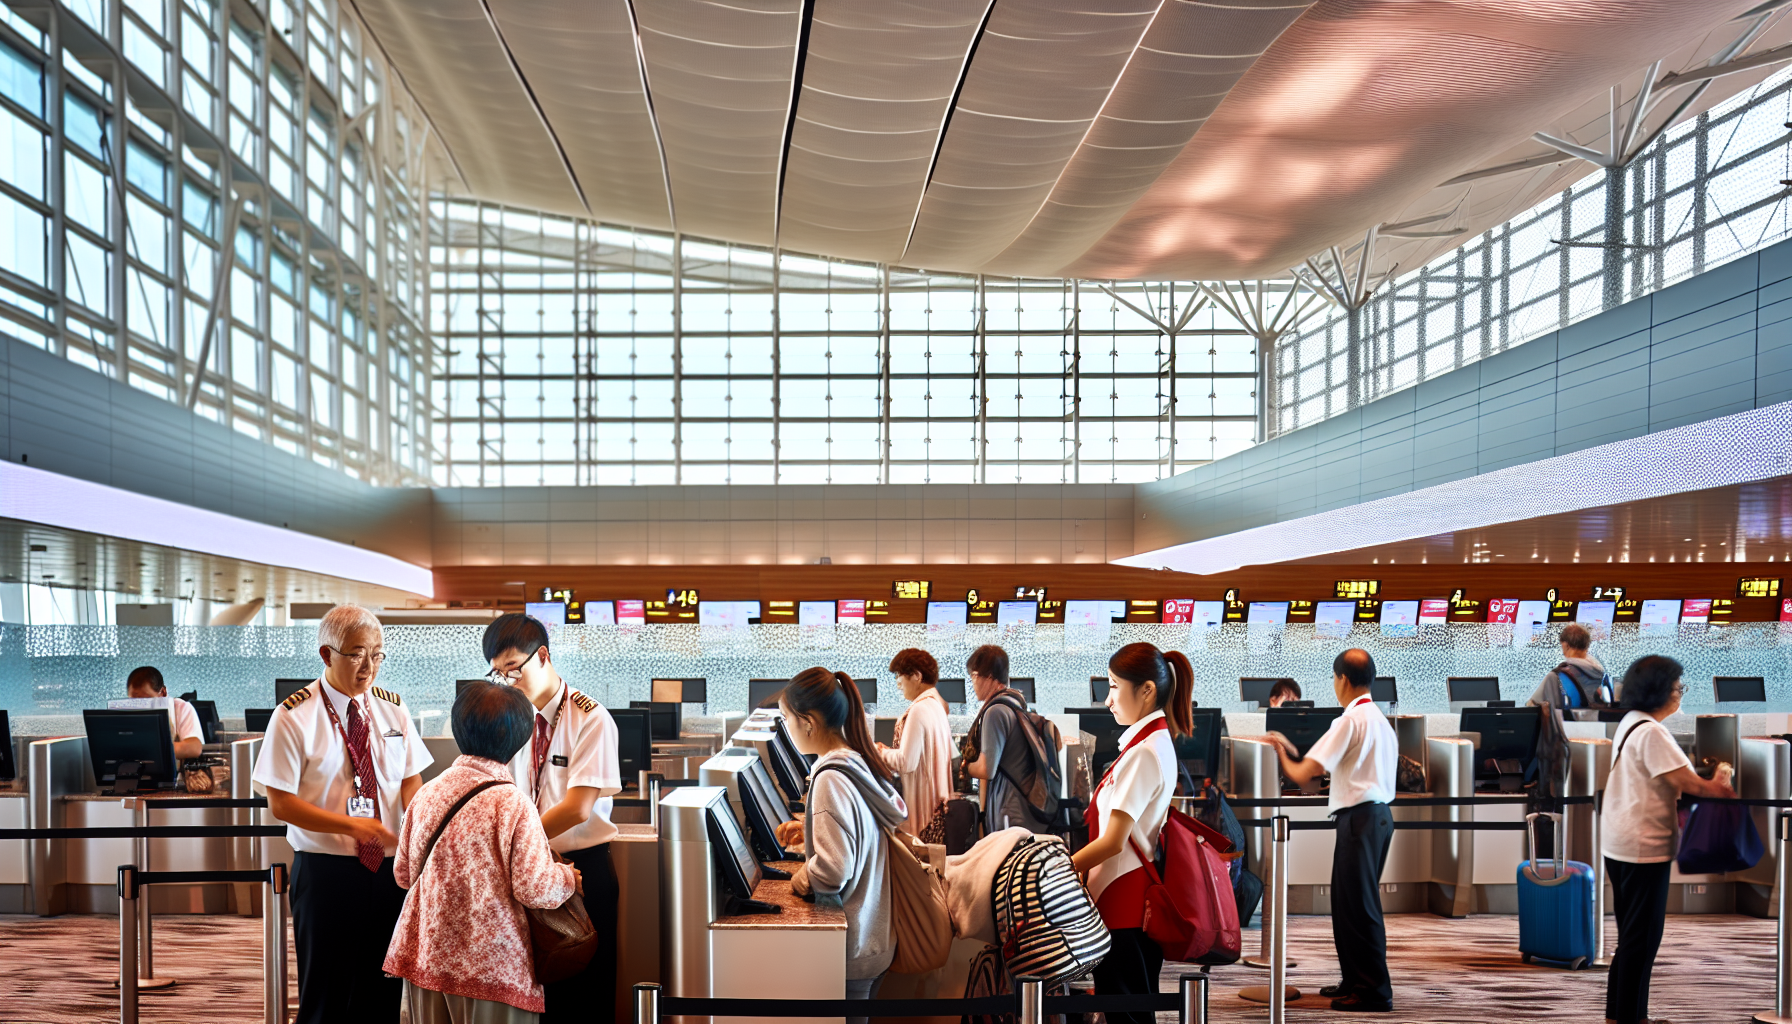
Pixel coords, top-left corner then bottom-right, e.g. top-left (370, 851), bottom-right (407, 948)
top-left (1245, 814), bottom-right (1296, 971)
top-left (1017, 975), bottom-right (1044, 1024)
top-left (1591, 792), bottom-right (1610, 967)
top-left (131, 798), bottom-right (153, 982)
top-left (648, 778), bottom-right (662, 832)
top-left (1270, 816), bottom-right (1289, 1024)
top-left (633, 981), bottom-right (660, 1024)
top-left (1755, 814), bottom-right (1792, 1024)
top-left (263, 863), bottom-right (289, 1024)
top-left (1180, 972), bottom-right (1209, 1024)
top-left (118, 864), bottom-right (139, 1024)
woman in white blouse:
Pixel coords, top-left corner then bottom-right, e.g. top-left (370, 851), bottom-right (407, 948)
top-left (877, 648), bottom-right (953, 839)
top-left (1071, 642), bottom-right (1194, 1024)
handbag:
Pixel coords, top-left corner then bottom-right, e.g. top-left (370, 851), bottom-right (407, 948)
top-left (1678, 800), bottom-right (1764, 875)
top-left (415, 778), bottom-right (599, 985)
top-left (1126, 806), bottom-right (1242, 964)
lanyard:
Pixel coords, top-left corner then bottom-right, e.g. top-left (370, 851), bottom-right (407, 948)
top-left (320, 687), bottom-right (378, 799)
top-left (532, 684), bottom-right (567, 799)
top-left (1347, 695), bottom-right (1374, 711)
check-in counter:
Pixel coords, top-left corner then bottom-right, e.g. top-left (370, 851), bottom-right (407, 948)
top-left (1426, 736), bottom-right (1475, 917)
top-left (0, 778), bottom-right (27, 913)
top-left (614, 821), bottom-right (660, 1022)
top-left (28, 735), bottom-right (88, 915)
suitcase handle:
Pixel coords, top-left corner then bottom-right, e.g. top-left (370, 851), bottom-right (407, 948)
top-left (1524, 811), bottom-right (1566, 883)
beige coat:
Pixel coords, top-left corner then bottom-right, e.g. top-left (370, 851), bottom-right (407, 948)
top-left (880, 688), bottom-right (953, 835)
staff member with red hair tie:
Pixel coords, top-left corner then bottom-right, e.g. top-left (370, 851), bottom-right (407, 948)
top-left (1071, 642), bottom-right (1194, 1024)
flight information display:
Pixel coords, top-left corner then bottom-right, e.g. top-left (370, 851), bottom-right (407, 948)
top-left (1740, 577), bottom-right (1782, 598)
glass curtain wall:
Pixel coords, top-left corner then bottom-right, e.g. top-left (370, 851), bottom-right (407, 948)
top-left (431, 200), bottom-right (1263, 487)
top-left (0, 0), bottom-right (434, 483)
top-left (1278, 65), bottom-right (1792, 435)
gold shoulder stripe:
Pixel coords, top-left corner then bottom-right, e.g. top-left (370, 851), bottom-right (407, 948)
top-left (280, 688), bottom-right (311, 711)
top-left (569, 691), bottom-right (597, 713)
top-left (371, 686), bottom-right (402, 706)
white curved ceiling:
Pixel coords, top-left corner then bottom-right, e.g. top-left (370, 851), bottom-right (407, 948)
top-left (362, 0), bottom-right (1792, 279)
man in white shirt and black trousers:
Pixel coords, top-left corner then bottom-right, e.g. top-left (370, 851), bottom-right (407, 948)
top-left (252, 604), bottom-right (432, 1024)
top-left (1267, 648), bottom-right (1398, 1013)
top-left (485, 613), bottom-right (623, 1023)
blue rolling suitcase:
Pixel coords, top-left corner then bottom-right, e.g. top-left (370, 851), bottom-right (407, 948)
top-left (1516, 811), bottom-right (1596, 969)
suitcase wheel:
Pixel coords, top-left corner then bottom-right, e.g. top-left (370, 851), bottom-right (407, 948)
top-left (1521, 953), bottom-right (1532, 964)
top-left (1570, 957), bottom-right (1588, 971)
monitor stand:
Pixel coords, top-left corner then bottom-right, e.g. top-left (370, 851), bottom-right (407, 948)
top-left (113, 762), bottom-right (147, 795)
top-left (1498, 774), bottom-right (1524, 793)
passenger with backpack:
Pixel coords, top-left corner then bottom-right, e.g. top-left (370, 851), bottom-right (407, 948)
top-left (1069, 642), bottom-right (1195, 1024)
top-left (959, 645), bottom-right (1062, 836)
top-left (1528, 622), bottom-right (1614, 710)
top-left (780, 667), bottom-right (911, 1024)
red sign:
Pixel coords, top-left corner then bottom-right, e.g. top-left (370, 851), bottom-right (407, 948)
top-left (1781, 598), bottom-right (1792, 623)
top-left (616, 599), bottom-right (646, 625)
top-left (836, 600), bottom-right (866, 623)
top-left (1487, 599), bottom-right (1521, 624)
top-left (1161, 598), bottom-right (1195, 624)
top-left (1682, 599), bottom-right (1712, 623)
top-left (1419, 599), bottom-right (1450, 623)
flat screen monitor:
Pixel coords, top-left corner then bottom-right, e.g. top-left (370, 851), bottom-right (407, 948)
top-left (191, 699), bottom-right (220, 743)
top-left (1264, 707), bottom-right (1342, 759)
top-left (244, 708), bottom-right (273, 732)
top-left (925, 602), bottom-right (968, 626)
top-left (798, 601), bottom-right (836, 626)
top-left (652, 678), bottom-right (708, 704)
top-left (1314, 601), bottom-right (1356, 637)
top-left (1090, 675), bottom-right (1110, 703)
top-left (629, 701), bottom-right (681, 741)
top-left (854, 677), bottom-right (878, 705)
top-left (1076, 710), bottom-right (1128, 777)
top-left (1447, 677), bottom-right (1501, 705)
top-left (0, 710), bottom-right (13, 781)
top-left (1460, 706), bottom-right (1541, 779)
top-left (736, 759), bottom-right (793, 861)
top-left (525, 601), bottom-right (566, 626)
top-left (83, 709), bottom-right (179, 791)
top-left (1576, 600), bottom-right (1617, 634)
top-left (1009, 677), bottom-right (1035, 705)
top-left (1064, 600), bottom-right (1125, 627)
top-left (1240, 677), bottom-right (1292, 708)
top-left (1247, 601), bottom-right (1289, 625)
top-left (1380, 600), bottom-right (1419, 629)
top-left (609, 708), bottom-right (653, 789)
top-left (1715, 676), bottom-right (1768, 703)
top-left (275, 678), bottom-right (311, 704)
top-left (873, 717), bottom-right (896, 745)
top-left (584, 601), bottom-right (617, 626)
top-left (936, 677), bottom-right (967, 703)
top-left (1371, 676), bottom-right (1398, 704)
top-left (1638, 600), bottom-right (1681, 627)
top-left (748, 679), bottom-right (788, 712)
top-left (744, 756), bottom-right (794, 825)
top-left (997, 601), bottom-right (1037, 626)
top-left (1178, 708), bottom-right (1224, 779)
top-left (706, 798), bottom-right (763, 900)
top-left (767, 715), bottom-right (809, 803)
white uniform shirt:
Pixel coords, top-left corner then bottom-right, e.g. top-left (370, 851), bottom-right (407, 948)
top-left (1603, 712), bottom-right (1693, 864)
top-left (505, 683), bottom-right (621, 853)
top-left (1087, 709), bottom-right (1179, 904)
top-left (250, 678), bottom-right (432, 857)
top-left (169, 697), bottom-right (203, 744)
top-left (1305, 695), bottom-right (1398, 813)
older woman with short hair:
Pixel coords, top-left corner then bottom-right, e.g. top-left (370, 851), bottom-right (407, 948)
top-left (384, 682), bottom-right (581, 1023)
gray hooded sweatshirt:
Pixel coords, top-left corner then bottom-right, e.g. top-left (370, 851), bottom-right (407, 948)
top-left (804, 748), bottom-right (909, 980)
top-left (1528, 655), bottom-right (1610, 709)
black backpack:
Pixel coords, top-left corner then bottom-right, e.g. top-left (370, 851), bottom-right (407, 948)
top-left (977, 691), bottom-right (1065, 829)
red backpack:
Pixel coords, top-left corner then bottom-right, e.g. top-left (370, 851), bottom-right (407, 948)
top-left (1127, 806), bottom-right (1242, 964)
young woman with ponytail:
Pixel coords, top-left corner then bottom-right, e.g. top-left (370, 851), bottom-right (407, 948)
top-left (1070, 642), bottom-right (1194, 1024)
top-left (779, 667), bottom-right (909, 1024)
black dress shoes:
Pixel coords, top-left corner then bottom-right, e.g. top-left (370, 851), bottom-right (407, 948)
top-left (1319, 984), bottom-right (1350, 998)
top-left (1330, 994), bottom-right (1394, 1013)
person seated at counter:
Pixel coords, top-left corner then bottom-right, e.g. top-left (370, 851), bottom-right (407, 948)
top-left (1268, 679), bottom-right (1302, 708)
top-left (125, 666), bottom-right (203, 760)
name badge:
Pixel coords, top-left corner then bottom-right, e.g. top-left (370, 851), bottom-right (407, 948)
top-left (347, 796), bottom-right (376, 818)
top-left (551, 755), bottom-right (568, 767)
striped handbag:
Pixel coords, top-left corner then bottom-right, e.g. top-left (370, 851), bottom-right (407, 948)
top-left (993, 836), bottom-right (1110, 986)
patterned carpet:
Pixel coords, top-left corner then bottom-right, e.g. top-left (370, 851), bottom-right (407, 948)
top-left (0, 912), bottom-right (1776, 1022)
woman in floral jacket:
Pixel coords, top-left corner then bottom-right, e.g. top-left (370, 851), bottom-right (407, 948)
top-left (384, 682), bottom-right (581, 1023)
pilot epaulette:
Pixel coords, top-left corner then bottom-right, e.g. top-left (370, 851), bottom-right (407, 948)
top-left (280, 687), bottom-right (311, 711)
top-left (569, 690), bottom-right (597, 713)
top-left (370, 686), bottom-right (402, 706)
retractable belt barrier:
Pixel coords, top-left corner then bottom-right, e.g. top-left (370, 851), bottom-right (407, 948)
top-left (0, 825), bottom-right (289, 839)
top-left (116, 862), bottom-right (291, 1024)
top-left (635, 974), bottom-right (1212, 1024)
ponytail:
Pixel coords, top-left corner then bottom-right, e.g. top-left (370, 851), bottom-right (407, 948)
top-left (1109, 642), bottom-right (1195, 737)
top-left (784, 666), bottom-right (893, 782)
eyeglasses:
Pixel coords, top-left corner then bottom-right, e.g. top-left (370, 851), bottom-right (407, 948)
top-left (328, 647), bottom-right (386, 666)
top-left (488, 664), bottom-right (525, 682)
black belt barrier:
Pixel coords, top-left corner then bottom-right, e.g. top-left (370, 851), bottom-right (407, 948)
top-left (0, 825), bottom-right (288, 839)
top-left (656, 992), bottom-right (1182, 1017)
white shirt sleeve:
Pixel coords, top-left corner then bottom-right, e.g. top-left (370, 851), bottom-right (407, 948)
top-left (400, 716), bottom-right (432, 779)
top-left (171, 698), bottom-right (204, 743)
top-left (568, 705), bottom-right (621, 797)
top-left (1105, 744), bottom-right (1166, 834)
top-left (1635, 721), bottom-right (1692, 779)
top-left (251, 707), bottom-right (307, 796)
top-left (1303, 715), bottom-right (1360, 774)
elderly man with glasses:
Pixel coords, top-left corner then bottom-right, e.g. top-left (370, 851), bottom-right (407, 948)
top-left (252, 603), bottom-right (432, 1024)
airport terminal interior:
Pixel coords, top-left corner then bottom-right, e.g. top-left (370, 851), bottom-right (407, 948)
top-left (5, 0), bottom-right (1792, 1021)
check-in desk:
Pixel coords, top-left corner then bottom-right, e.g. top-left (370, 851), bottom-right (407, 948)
top-left (64, 792), bottom-right (237, 914)
top-left (615, 821), bottom-right (661, 1022)
top-left (0, 777), bottom-right (27, 913)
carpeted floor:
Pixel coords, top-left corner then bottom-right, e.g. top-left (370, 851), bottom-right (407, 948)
top-left (0, 912), bottom-right (1776, 1022)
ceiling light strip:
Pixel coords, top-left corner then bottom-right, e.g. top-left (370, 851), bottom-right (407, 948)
top-left (621, 0), bottom-right (677, 231)
top-left (473, 0), bottom-right (592, 215)
top-left (898, 0), bottom-right (1000, 263)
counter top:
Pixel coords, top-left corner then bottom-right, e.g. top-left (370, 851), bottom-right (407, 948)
top-left (64, 790), bottom-right (235, 802)
top-left (713, 876), bottom-right (847, 931)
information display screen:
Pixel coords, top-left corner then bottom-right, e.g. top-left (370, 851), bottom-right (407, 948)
top-left (925, 602), bottom-right (968, 627)
top-left (1576, 600), bottom-right (1617, 636)
top-left (1418, 599), bottom-right (1450, 624)
top-left (584, 601), bottom-right (617, 625)
top-left (1639, 599), bottom-right (1680, 625)
top-left (616, 600), bottom-right (646, 625)
top-left (1313, 601), bottom-right (1356, 637)
top-left (836, 600), bottom-right (865, 623)
top-left (1682, 599), bottom-right (1712, 623)
top-left (525, 601), bottom-right (566, 625)
top-left (1380, 600), bottom-right (1419, 635)
top-left (1246, 601), bottom-right (1289, 625)
top-left (798, 601), bottom-right (836, 626)
top-left (997, 601), bottom-right (1038, 626)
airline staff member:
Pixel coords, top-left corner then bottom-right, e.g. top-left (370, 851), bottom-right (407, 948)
top-left (1268, 648), bottom-right (1398, 1014)
top-left (1071, 642), bottom-right (1195, 1024)
top-left (252, 604), bottom-right (432, 1024)
top-left (125, 665), bottom-right (203, 760)
top-left (485, 613), bottom-right (622, 1024)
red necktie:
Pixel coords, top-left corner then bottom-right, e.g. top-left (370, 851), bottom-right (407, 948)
top-left (532, 713), bottom-right (551, 783)
top-left (344, 699), bottom-right (384, 872)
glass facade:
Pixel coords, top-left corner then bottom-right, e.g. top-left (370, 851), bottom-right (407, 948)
top-left (0, 0), bottom-right (434, 483)
top-left (1277, 65), bottom-right (1792, 436)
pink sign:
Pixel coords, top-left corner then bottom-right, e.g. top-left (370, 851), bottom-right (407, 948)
top-left (1682, 599), bottom-right (1712, 623)
top-left (1487, 599), bottom-right (1521, 624)
top-left (836, 600), bottom-right (866, 623)
top-left (1782, 598), bottom-right (1792, 623)
top-left (616, 599), bottom-right (646, 625)
top-left (1161, 598), bottom-right (1195, 624)
top-left (1418, 599), bottom-right (1450, 623)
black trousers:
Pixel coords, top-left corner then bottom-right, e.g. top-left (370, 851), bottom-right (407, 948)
top-left (1331, 801), bottom-right (1394, 1005)
top-left (1605, 858), bottom-right (1672, 1024)
top-left (1091, 927), bottom-right (1163, 1024)
top-left (291, 851), bottom-right (406, 1024)
top-left (544, 842), bottom-right (620, 1024)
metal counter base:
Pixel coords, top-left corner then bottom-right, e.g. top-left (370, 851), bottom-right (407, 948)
top-left (710, 878), bottom-right (846, 1024)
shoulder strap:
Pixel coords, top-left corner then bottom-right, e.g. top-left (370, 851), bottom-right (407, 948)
top-left (415, 778), bottom-right (509, 880)
top-left (1613, 717), bottom-right (1649, 763)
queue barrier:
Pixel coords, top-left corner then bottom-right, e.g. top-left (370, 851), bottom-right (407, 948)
top-left (633, 973), bottom-right (1211, 1023)
top-left (117, 861), bottom-right (290, 1024)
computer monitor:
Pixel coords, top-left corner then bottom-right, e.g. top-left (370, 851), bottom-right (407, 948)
top-left (1240, 677), bottom-right (1292, 708)
top-left (275, 678), bottom-right (311, 704)
top-left (244, 708), bottom-right (273, 732)
top-left (873, 717), bottom-right (897, 745)
top-left (1075, 710), bottom-right (1128, 778)
top-left (1178, 708), bottom-right (1225, 779)
top-left (936, 677), bottom-right (967, 703)
top-left (629, 701), bottom-right (682, 741)
top-left (748, 679), bottom-right (788, 712)
top-left (855, 677), bottom-right (878, 705)
top-left (1009, 678), bottom-right (1035, 705)
top-left (1090, 676), bottom-right (1110, 703)
top-left (1715, 676), bottom-right (1768, 703)
top-left (1264, 707), bottom-right (1343, 759)
top-left (706, 796), bottom-right (764, 900)
top-left (1371, 677), bottom-right (1398, 705)
top-left (83, 709), bottom-right (179, 792)
top-left (738, 756), bottom-right (796, 859)
top-left (191, 699), bottom-right (221, 743)
top-left (1459, 706), bottom-right (1541, 780)
top-left (0, 710), bottom-right (13, 781)
top-left (652, 678), bottom-right (708, 704)
top-left (767, 715), bottom-right (810, 803)
top-left (1447, 677), bottom-right (1501, 707)
top-left (609, 708), bottom-right (653, 789)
